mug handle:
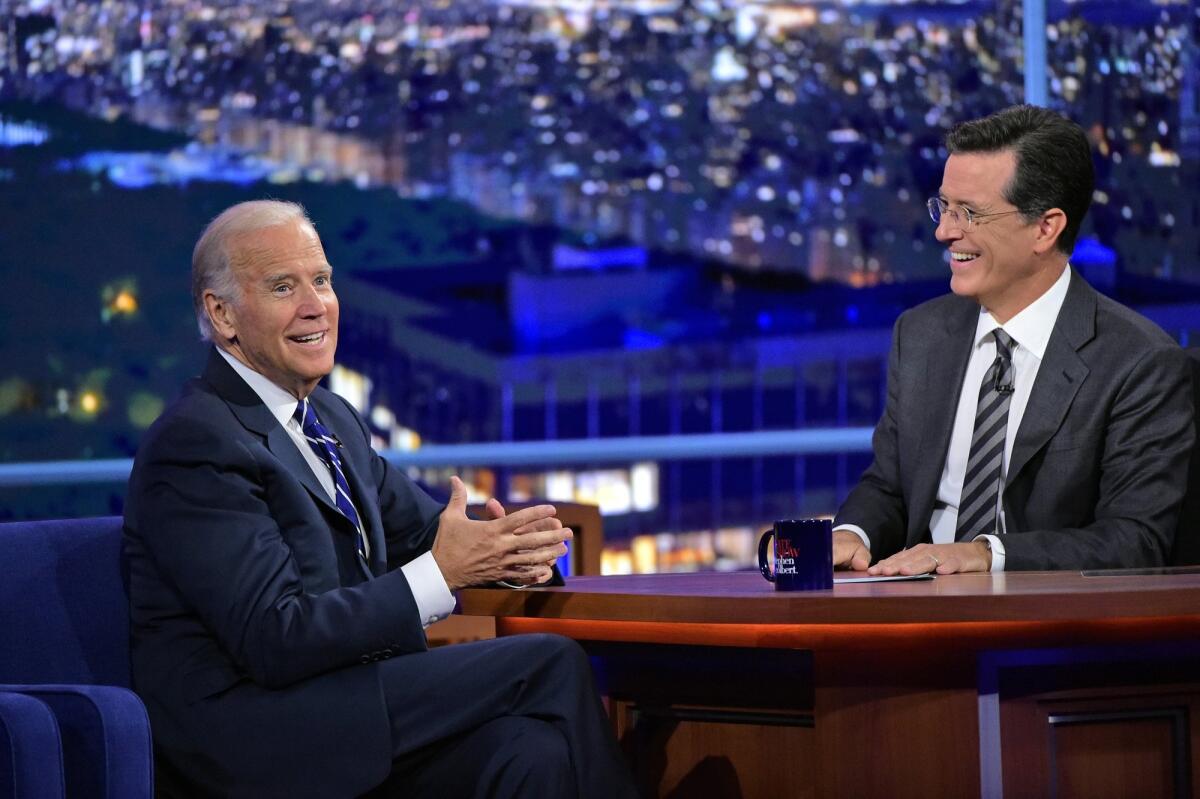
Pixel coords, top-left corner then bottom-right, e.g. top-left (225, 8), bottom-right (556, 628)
top-left (757, 530), bottom-right (775, 583)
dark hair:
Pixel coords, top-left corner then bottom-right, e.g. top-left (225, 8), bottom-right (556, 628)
top-left (946, 105), bottom-right (1094, 254)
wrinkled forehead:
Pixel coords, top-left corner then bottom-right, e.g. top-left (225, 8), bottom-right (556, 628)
top-left (226, 220), bottom-right (328, 277)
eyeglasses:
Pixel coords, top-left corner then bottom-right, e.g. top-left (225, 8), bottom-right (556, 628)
top-left (927, 197), bottom-right (1023, 230)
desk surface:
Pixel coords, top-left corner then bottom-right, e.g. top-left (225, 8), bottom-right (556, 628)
top-left (460, 569), bottom-right (1200, 625)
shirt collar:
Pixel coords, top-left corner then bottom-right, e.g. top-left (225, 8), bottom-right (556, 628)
top-left (972, 265), bottom-right (1072, 359)
top-left (215, 347), bottom-right (304, 429)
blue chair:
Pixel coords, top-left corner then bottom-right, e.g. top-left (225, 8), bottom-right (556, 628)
top-left (0, 691), bottom-right (65, 798)
top-left (0, 516), bottom-right (152, 797)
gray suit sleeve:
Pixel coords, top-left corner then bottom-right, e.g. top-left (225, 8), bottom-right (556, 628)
top-left (1003, 343), bottom-right (1195, 570)
top-left (834, 314), bottom-right (910, 559)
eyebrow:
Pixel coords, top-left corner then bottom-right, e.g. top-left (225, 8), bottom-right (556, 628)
top-left (261, 266), bottom-right (333, 284)
top-left (938, 192), bottom-right (990, 209)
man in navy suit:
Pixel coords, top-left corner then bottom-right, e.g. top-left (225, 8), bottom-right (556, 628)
top-left (124, 201), bottom-right (638, 797)
top-left (833, 106), bottom-right (1194, 575)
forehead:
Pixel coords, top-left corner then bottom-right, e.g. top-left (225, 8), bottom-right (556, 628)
top-left (940, 150), bottom-right (1017, 205)
top-left (226, 220), bottom-right (328, 279)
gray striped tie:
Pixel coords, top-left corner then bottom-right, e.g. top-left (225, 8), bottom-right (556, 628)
top-left (956, 329), bottom-right (1015, 541)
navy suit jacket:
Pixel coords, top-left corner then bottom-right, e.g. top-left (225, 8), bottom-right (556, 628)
top-left (124, 349), bottom-right (446, 796)
top-left (835, 271), bottom-right (1195, 570)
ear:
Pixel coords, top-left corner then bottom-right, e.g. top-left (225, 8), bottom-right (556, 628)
top-left (203, 290), bottom-right (238, 343)
top-left (1032, 208), bottom-right (1068, 255)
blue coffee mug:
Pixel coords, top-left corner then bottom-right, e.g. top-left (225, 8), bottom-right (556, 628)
top-left (757, 518), bottom-right (834, 591)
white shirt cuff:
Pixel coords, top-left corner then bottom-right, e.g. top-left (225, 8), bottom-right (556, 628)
top-left (832, 524), bottom-right (871, 554)
top-left (400, 551), bottom-right (456, 628)
top-left (980, 534), bottom-right (1006, 572)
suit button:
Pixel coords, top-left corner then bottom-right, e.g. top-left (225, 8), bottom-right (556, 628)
top-left (381, 649), bottom-right (394, 658)
top-left (359, 655), bottom-right (371, 664)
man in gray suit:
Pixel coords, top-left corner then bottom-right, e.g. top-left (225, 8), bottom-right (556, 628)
top-left (833, 105), bottom-right (1194, 575)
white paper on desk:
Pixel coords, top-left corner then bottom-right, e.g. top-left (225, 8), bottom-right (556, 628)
top-left (833, 573), bottom-right (935, 583)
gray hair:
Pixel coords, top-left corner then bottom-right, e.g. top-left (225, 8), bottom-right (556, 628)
top-left (191, 200), bottom-right (313, 341)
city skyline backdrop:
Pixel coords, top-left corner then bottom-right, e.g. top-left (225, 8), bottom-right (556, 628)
top-left (2, 0), bottom-right (1198, 570)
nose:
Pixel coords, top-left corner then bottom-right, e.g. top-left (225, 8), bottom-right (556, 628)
top-left (295, 283), bottom-right (328, 317)
top-left (934, 214), bottom-right (961, 243)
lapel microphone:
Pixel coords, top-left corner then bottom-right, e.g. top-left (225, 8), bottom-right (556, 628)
top-left (993, 356), bottom-right (1015, 394)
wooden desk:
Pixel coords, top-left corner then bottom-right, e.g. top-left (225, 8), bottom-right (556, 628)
top-left (460, 571), bottom-right (1200, 799)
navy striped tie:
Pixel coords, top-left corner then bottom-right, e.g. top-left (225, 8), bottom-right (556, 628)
top-left (956, 329), bottom-right (1015, 541)
top-left (294, 399), bottom-right (367, 559)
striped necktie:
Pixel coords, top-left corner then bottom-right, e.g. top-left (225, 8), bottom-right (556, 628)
top-left (293, 398), bottom-right (367, 559)
top-left (956, 329), bottom-right (1016, 541)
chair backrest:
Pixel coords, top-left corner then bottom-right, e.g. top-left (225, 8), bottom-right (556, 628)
top-left (0, 517), bottom-right (131, 687)
top-left (1173, 348), bottom-right (1200, 566)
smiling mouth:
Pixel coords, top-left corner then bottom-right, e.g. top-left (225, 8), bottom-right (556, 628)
top-left (289, 332), bottom-right (326, 345)
top-left (950, 252), bottom-right (979, 263)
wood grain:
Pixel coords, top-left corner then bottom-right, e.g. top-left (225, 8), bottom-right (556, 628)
top-left (460, 570), bottom-right (1200, 626)
top-left (462, 570), bottom-right (1200, 798)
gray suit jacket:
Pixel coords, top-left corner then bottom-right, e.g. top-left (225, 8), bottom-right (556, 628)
top-left (835, 270), bottom-right (1195, 570)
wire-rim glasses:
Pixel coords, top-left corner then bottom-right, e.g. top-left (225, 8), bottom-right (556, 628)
top-left (927, 197), bottom-right (1023, 230)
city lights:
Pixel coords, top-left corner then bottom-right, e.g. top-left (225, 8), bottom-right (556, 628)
top-left (79, 391), bottom-right (100, 415)
top-left (2, 0), bottom-right (1196, 552)
top-left (101, 281), bottom-right (139, 322)
top-left (16, 0), bottom-right (1192, 285)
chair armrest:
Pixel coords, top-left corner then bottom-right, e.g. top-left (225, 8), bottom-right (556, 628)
top-left (0, 689), bottom-right (66, 797)
top-left (1, 684), bottom-right (152, 799)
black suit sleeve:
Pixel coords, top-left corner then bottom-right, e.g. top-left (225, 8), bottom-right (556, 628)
top-left (130, 418), bottom-right (431, 690)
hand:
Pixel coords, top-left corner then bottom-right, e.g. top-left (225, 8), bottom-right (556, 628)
top-left (432, 477), bottom-right (571, 590)
top-left (480, 496), bottom-right (564, 587)
top-left (833, 530), bottom-right (871, 571)
top-left (866, 541), bottom-right (991, 576)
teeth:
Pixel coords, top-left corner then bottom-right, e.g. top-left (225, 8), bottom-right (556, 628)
top-left (951, 252), bottom-right (977, 262)
top-left (293, 333), bottom-right (323, 343)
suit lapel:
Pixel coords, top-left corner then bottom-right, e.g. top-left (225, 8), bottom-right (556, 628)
top-left (1007, 271), bottom-right (1095, 486)
top-left (266, 426), bottom-right (345, 521)
top-left (202, 349), bottom-right (342, 520)
top-left (907, 300), bottom-right (978, 546)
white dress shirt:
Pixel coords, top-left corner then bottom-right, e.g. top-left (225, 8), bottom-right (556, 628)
top-left (217, 349), bottom-right (454, 627)
top-left (838, 266), bottom-right (1072, 572)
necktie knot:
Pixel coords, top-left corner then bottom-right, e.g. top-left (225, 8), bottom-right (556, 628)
top-left (993, 329), bottom-right (1014, 361)
top-left (293, 398), bottom-right (308, 427)
top-left (295, 399), bottom-right (339, 449)
top-left (990, 329), bottom-right (1015, 396)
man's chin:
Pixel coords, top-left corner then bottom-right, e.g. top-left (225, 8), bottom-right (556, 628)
top-left (304, 363), bottom-right (335, 386)
top-left (948, 273), bottom-right (978, 301)
top-left (291, 359), bottom-right (335, 396)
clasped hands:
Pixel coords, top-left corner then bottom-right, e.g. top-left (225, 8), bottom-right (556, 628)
top-left (833, 530), bottom-right (992, 575)
top-left (432, 476), bottom-right (570, 591)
